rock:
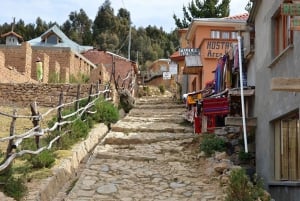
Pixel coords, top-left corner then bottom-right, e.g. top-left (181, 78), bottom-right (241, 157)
top-left (220, 175), bottom-right (230, 185)
top-left (100, 164), bottom-right (110, 172)
top-left (214, 161), bottom-right (230, 174)
top-left (170, 182), bottom-right (186, 188)
top-left (215, 152), bottom-right (228, 161)
top-left (183, 191), bottom-right (193, 197)
top-left (119, 89), bottom-right (135, 113)
top-left (96, 183), bottom-right (118, 194)
top-left (214, 128), bottom-right (228, 136)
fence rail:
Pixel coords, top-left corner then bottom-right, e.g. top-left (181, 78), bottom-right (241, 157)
top-left (0, 83), bottom-right (111, 172)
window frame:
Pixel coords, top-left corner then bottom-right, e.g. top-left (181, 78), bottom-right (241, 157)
top-left (273, 7), bottom-right (294, 57)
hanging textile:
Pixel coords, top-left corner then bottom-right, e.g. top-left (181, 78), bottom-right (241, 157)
top-left (224, 55), bottom-right (232, 89)
top-left (233, 44), bottom-right (239, 71)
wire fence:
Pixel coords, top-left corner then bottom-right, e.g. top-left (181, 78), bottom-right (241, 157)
top-left (0, 83), bottom-right (111, 172)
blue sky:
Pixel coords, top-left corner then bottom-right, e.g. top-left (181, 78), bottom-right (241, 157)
top-left (0, 0), bottom-right (249, 32)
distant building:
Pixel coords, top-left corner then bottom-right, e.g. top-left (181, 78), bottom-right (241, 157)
top-left (1, 31), bottom-right (23, 46)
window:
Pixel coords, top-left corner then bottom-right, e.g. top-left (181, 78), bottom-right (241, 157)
top-left (274, 111), bottom-right (299, 181)
top-left (221, 32), bottom-right (230, 39)
top-left (211, 30), bottom-right (238, 39)
top-left (211, 31), bottom-right (220, 39)
top-left (231, 32), bottom-right (238, 39)
top-left (47, 34), bottom-right (58, 44)
top-left (273, 8), bottom-right (293, 57)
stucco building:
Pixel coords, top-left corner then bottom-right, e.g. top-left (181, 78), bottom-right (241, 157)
top-left (248, 1), bottom-right (300, 200)
top-left (172, 14), bottom-right (249, 94)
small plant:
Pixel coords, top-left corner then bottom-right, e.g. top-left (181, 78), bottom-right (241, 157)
top-left (28, 150), bottom-right (56, 169)
top-left (48, 71), bottom-right (60, 83)
top-left (158, 85), bottom-right (165, 94)
top-left (238, 150), bottom-right (253, 163)
top-left (2, 176), bottom-right (27, 201)
top-left (199, 134), bottom-right (226, 156)
top-left (225, 168), bottom-right (270, 201)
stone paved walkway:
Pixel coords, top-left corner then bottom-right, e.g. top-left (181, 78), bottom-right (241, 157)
top-left (61, 95), bottom-right (227, 201)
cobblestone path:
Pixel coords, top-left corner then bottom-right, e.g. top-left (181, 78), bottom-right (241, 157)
top-left (62, 95), bottom-right (226, 201)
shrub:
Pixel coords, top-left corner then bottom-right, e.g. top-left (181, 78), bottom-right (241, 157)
top-left (3, 176), bottom-right (27, 201)
top-left (200, 134), bottom-right (226, 156)
top-left (225, 168), bottom-right (270, 201)
top-left (71, 119), bottom-right (90, 140)
top-left (28, 150), bottom-right (56, 169)
top-left (92, 100), bottom-right (119, 125)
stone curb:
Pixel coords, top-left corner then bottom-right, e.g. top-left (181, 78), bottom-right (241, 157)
top-left (25, 123), bottom-right (109, 201)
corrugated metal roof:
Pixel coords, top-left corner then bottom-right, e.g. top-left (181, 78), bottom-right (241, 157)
top-left (28, 25), bottom-right (93, 54)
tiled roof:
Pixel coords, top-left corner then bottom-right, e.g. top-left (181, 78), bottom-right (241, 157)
top-left (224, 13), bottom-right (249, 21)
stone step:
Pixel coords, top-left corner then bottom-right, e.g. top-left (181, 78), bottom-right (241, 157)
top-left (96, 137), bottom-right (196, 162)
top-left (110, 121), bottom-right (194, 133)
top-left (136, 97), bottom-right (175, 105)
top-left (128, 108), bottom-right (185, 117)
top-left (121, 115), bottom-right (186, 124)
top-left (102, 131), bottom-right (196, 145)
top-left (134, 103), bottom-right (184, 110)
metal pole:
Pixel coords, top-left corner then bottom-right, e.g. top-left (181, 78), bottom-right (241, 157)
top-left (237, 35), bottom-right (248, 153)
top-left (128, 26), bottom-right (131, 60)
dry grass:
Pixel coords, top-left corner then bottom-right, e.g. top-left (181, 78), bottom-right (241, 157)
top-left (0, 105), bottom-right (55, 153)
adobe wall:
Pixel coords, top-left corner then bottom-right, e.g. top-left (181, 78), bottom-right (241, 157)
top-left (0, 42), bottom-right (94, 83)
top-left (0, 51), bottom-right (37, 83)
top-left (145, 76), bottom-right (174, 90)
top-left (83, 50), bottom-right (133, 87)
top-left (0, 43), bottom-right (32, 76)
top-left (0, 83), bottom-right (108, 107)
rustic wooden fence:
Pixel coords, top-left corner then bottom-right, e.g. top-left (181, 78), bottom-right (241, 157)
top-left (0, 83), bottom-right (111, 172)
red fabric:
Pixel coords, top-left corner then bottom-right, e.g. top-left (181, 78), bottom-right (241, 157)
top-left (202, 97), bottom-right (229, 115)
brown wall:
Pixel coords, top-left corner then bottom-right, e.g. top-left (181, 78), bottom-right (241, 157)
top-left (83, 50), bottom-right (133, 88)
top-left (0, 42), bottom-right (94, 83)
top-left (0, 43), bottom-right (32, 76)
top-left (0, 83), bottom-right (107, 107)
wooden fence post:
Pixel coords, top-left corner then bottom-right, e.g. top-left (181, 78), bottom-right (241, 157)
top-left (75, 84), bottom-right (81, 112)
top-left (6, 109), bottom-right (17, 159)
top-left (30, 102), bottom-right (41, 149)
top-left (57, 91), bottom-right (64, 145)
top-left (96, 81), bottom-right (99, 98)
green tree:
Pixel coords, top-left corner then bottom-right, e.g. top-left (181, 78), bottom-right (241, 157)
top-left (173, 0), bottom-right (230, 28)
top-left (35, 17), bottom-right (49, 37)
top-left (62, 9), bottom-right (93, 45)
top-left (93, 0), bottom-right (116, 33)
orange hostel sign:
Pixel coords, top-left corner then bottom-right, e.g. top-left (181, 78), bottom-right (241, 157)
top-left (202, 39), bottom-right (234, 59)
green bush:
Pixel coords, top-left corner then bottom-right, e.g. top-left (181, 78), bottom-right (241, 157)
top-left (3, 176), bottom-right (27, 201)
top-left (225, 168), bottom-right (270, 201)
top-left (71, 119), bottom-right (90, 140)
top-left (28, 150), bottom-right (56, 169)
top-left (92, 100), bottom-right (119, 125)
top-left (200, 134), bottom-right (226, 156)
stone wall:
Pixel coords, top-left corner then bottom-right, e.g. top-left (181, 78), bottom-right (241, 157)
top-left (0, 83), bottom-right (108, 107)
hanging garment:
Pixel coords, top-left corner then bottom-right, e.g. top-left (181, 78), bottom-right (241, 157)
top-left (233, 44), bottom-right (239, 71)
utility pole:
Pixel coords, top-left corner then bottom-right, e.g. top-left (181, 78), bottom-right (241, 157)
top-left (128, 25), bottom-right (131, 60)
